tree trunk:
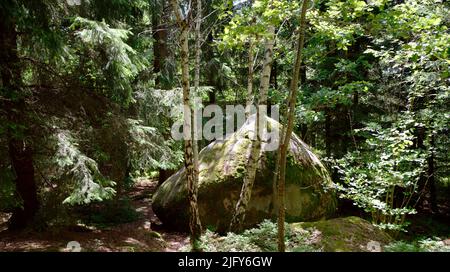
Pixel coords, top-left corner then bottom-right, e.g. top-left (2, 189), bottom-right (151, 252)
top-left (170, 0), bottom-right (202, 251)
top-left (245, 0), bottom-right (256, 118)
top-left (300, 124), bottom-right (308, 140)
top-left (415, 126), bottom-right (428, 210)
top-left (276, 0), bottom-right (310, 252)
top-left (193, 0), bottom-right (202, 159)
top-left (0, 5), bottom-right (39, 230)
top-left (245, 39), bottom-right (255, 118)
top-left (158, 169), bottom-right (175, 185)
top-left (153, 1), bottom-right (174, 184)
top-left (325, 108), bottom-right (332, 157)
top-left (428, 133), bottom-right (437, 213)
top-left (229, 24), bottom-right (276, 232)
top-left (8, 135), bottom-right (39, 230)
top-left (205, 32), bottom-right (217, 105)
top-left (152, 0), bottom-right (170, 88)
top-left (415, 125), bottom-right (438, 213)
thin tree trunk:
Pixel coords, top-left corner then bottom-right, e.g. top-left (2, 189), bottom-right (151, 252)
top-left (277, 0), bottom-right (310, 252)
top-left (415, 126), bottom-right (427, 208)
top-left (193, 0), bottom-right (202, 169)
top-left (204, 32), bottom-right (217, 105)
top-left (325, 109), bottom-right (331, 157)
top-left (428, 133), bottom-right (437, 213)
top-left (194, 0), bottom-right (202, 94)
top-left (153, 1), bottom-right (176, 186)
top-left (0, 5), bottom-right (39, 230)
top-left (245, 39), bottom-right (255, 118)
top-left (245, 0), bottom-right (256, 118)
top-left (170, 0), bottom-right (202, 251)
top-left (229, 24), bottom-right (276, 232)
top-left (152, 0), bottom-right (170, 88)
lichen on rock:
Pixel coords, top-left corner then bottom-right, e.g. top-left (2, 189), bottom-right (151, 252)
top-left (152, 115), bottom-right (337, 232)
top-left (291, 216), bottom-right (393, 252)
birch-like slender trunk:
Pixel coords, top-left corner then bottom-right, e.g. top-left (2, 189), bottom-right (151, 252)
top-left (229, 24), bottom-right (276, 232)
top-left (170, 0), bottom-right (202, 251)
top-left (245, 0), bottom-right (255, 118)
top-left (245, 39), bottom-right (255, 118)
top-left (277, 0), bottom-right (310, 252)
top-left (193, 0), bottom-right (202, 180)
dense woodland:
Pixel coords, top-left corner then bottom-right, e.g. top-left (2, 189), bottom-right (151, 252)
top-left (0, 0), bottom-right (449, 252)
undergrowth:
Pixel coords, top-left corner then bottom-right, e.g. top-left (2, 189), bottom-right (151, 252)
top-left (384, 237), bottom-right (450, 252)
top-left (183, 220), bottom-right (322, 252)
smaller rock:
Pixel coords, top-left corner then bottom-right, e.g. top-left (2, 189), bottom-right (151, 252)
top-left (147, 231), bottom-right (163, 239)
top-left (443, 239), bottom-right (450, 246)
top-left (291, 216), bottom-right (392, 252)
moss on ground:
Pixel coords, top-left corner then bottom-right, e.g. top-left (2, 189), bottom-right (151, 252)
top-left (292, 216), bottom-right (393, 252)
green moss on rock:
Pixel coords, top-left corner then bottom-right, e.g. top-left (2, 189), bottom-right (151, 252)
top-left (152, 115), bottom-right (337, 232)
top-left (291, 216), bottom-right (393, 252)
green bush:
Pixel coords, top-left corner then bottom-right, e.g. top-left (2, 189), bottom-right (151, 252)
top-left (196, 220), bottom-right (320, 252)
top-left (0, 167), bottom-right (21, 211)
top-left (335, 118), bottom-right (426, 232)
top-left (384, 237), bottom-right (450, 252)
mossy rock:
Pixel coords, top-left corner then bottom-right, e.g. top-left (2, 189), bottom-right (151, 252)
top-left (152, 115), bottom-right (336, 232)
top-left (291, 216), bottom-right (393, 252)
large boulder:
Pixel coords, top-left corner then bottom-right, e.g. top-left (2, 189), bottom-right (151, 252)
top-left (152, 115), bottom-right (336, 232)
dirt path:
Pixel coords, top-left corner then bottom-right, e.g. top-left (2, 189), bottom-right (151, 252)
top-left (0, 179), bottom-right (189, 252)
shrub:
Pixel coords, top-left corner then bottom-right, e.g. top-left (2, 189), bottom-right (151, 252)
top-left (384, 237), bottom-right (450, 252)
top-left (335, 118), bottom-right (427, 232)
top-left (195, 220), bottom-right (320, 252)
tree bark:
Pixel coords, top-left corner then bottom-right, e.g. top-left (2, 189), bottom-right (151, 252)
top-left (170, 0), bottom-right (202, 251)
top-left (0, 4), bottom-right (39, 230)
top-left (152, 1), bottom-right (176, 185)
top-left (245, 39), bottom-right (255, 118)
top-left (415, 125), bottom-right (428, 211)
top-left (428, 133), bottom-right (437, 213)
top-left (8, 134), bottom-right (39, 230)
top-left (205, 32), bottom-right (217, 105)
top-left (276, 0), bottom-right (310, 252)
top-left (152, 0), bottom-right (170, 88)
top-left (229, 23), bottom-right (276, 232)
top-left (415, 126), bottom-right (438, 213)
top-left (325, 108), bottom-right (332, 157)
top-left (245, 0), bottom-right (256, 118)
top-left (193, 0), bottom-right (202, 168)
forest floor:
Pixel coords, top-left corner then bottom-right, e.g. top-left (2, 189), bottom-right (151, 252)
top-left (1, 179), bottom-right (449, 252)
top-left (0, 179), bottom-right (189, 252)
